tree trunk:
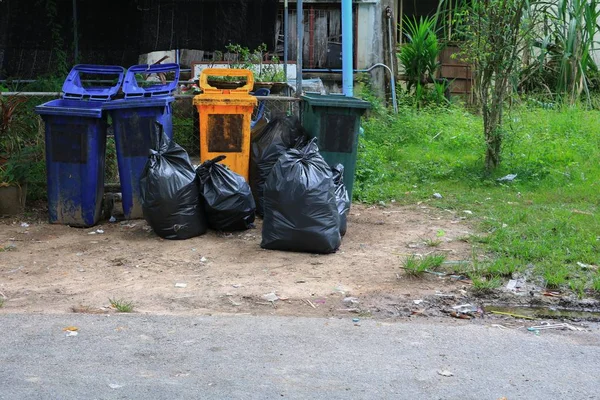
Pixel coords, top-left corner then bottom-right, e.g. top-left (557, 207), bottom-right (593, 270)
top-left (481, 80), bottom-right (504, 173)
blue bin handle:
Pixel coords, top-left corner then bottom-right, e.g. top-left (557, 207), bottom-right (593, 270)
top-left (122, 63), bottom-right (181, 98)
top-left (62, 64), bottom-right (126, 101)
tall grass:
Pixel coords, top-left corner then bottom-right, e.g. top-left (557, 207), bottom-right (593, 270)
top-left (355, 101), bottom-right (600, 291)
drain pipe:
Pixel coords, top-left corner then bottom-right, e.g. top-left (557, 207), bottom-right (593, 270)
top-left (284, 0), bottom-right (288, 82)
top-left (342, 0), bottom-right (353, 97)
top-left (385, 6), bottom-right (398, 114)
top-left (296, 0), bottom-right (303, 97)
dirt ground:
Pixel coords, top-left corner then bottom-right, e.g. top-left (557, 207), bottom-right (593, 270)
top-left (0, 202), bottom-right (484, 319)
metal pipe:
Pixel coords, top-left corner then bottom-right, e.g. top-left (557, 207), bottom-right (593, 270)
top-left (386, 6), bottom-right (398, 114)
top-left (301, 63), bottom-right (398, 114)
top-left (284, 0), bottom-right (288, 82)
top-left (72, 0), bottom-right (79, 63)
top-left (342, 0), bottom-right (353, 97)
top-left (296, 0), bottom-right (303, 97)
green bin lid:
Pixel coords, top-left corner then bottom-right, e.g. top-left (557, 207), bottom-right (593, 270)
top-left (301, 93), bottom-right (371, 109)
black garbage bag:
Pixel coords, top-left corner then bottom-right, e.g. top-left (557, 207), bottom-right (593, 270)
top-left (250, 115), bottom-right (308, 217)
top-left (140, 122), bottom-right (208, 240)
top-left (261, 139), bottom-right (341, 254)
top-left (196, 155), bottom-right (256, 231)
top-left (331, 164), bottom-right (350, 237)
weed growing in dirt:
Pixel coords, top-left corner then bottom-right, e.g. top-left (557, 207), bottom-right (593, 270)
top-left (403, 254), bottom-right (446, 277)
top-left (109, 298), bottom-right (135, 313)
top-left (0, 298), bottom-right (4, 308)
top-left (470, 275), bottom-right (502, 295)
top-left (356, 101), bottom-right (600, 295)
top-left (422, 236), bottom-right (442, 247)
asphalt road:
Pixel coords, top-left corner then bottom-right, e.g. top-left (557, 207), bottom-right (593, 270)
top-left (1, 314), bottom-right (599, 399)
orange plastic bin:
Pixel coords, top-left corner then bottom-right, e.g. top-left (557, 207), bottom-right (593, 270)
top-left (193, 68), bottom-right (258, 181)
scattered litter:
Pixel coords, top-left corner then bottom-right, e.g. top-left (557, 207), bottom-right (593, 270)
top-left (295, 280), bottom-right (307, 284)
top-left (437, 370), bottom-right (454, 377)
top-left (542, 290), bottom-right (561, 297)
top-left (411, 309), bottom-right (426, 316)
top-left (488, 310), bottom-right (535, 320)
top-left (343, 297), bottom-right (359, 305)
top-left (175, 283), bottom-right (187, 288)
top-left (506, 279), bottom-right (518, 290)
top-left (352, 318), bottom-right (360, 323)
top-left (65, 331), bottom-right (78, 337)
top-left (263, 293), bottom-right (279, 302)
top-left (232, 284), bottom-right (242, 288)
top-left (200, 257), bottom-right (208, 263)
top-left (577, 262), bottom-right (598, 271)
top-left (463, 210), bottom-right (473, 215)
top-left (88, 231), bottom-right (96, 235)
top-left (491, 324), bottom-right (509, 330)
top-left (75, 252), bottom-right (84, 256)
top-left (303, 299), bottom-right (316, 309)
top-left (20, 222), bottom-right (29, 228)
top-left (5, 266), bottom-right (24, 274)
top-left (497, 174), bottom-right (517, 182)
top-left (96, 229), bottom-right (104, 234)
top-left (228, 298), bottom-right (241, 306)
top-left (122, 223), bottom-right (137, 229)
top-left (108, 383), bottom-right (123, 389)
top-left (109, 216), bottom-right (117, 223)
top-left (527, 323), bottom-right (585, 332)
top-left (63, 326), bottom-right (78, 332)
top-left (433, 193), bottom-right (443, 199)
top-left (413, 299), bottom-right (424, 305)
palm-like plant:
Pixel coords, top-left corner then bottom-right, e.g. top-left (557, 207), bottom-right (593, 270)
top-left (398, 16), bottom-right (442, 94)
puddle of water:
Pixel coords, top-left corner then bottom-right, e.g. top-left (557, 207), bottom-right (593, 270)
top-left (485, 305), bottom-right (600, 321)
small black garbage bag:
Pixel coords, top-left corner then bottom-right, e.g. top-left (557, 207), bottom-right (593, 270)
top-left (196, 155), bottom-right (256, 231)
top-left (261, 139), bottom-right (341, 254)
top-left (140, 122), bottom-right (207, 240)
top-left (250, 115), bottom-right (308, 217)
top-left (331, 164), bottom-right (350, 237)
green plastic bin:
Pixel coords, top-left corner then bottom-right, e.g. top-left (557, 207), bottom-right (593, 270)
top-left (301, 93), bottom-right (370, 201)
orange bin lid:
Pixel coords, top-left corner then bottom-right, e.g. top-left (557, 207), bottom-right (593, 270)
top-left (193, 68), bottom-right (258, 107)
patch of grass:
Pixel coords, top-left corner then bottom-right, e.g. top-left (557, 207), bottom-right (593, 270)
top-left (357, 102), bottom-right (600, 295)
top-left (422, 236), bottom-right (442, 247)
top-left (593, 275), bottom-right (600, 293)
top-left (543, 266), bottom-right (570, 289)
top-left (109, 298), bottom-right (135, 313)
top-left (402, 254), bottom-right (447, 277)
top-left (470, 275), bottom-right (503, 295)
top-left (0, 298), bottom-right (4, 308)
top-left (569, 279), bottom-right (587, 299)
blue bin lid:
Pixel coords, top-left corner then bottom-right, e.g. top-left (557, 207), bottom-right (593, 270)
top-left (35, 99), bottom-right (104, 118)
top-left (122, 63), bottom-right (180, 98)
top-left (62, 64), bottom-right (126, 101)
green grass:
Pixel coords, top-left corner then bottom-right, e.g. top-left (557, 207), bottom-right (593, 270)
top-left (402, 254), bottom-right (447, 277)
top-left (356, 101), bottom-right (600, 295)
top-left (0, 298), bottom-right (4, 308)
top-left (109, 298), bottom-right (135, 313)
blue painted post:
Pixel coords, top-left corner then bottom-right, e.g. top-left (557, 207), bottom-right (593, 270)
top-left (284, 0), bottom-right (289, 82)
top-left (296, 0), bottom-right (303, 96)
top-left (342, 0), bottom-right (353, 97)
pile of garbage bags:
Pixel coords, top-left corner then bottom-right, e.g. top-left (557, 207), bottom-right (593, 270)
top-left (139, 118), bottom-right (351, 254)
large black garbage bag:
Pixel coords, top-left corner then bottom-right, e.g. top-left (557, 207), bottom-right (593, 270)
top-left (196, 155), bottom-right (256, 231)
top-left (261, 139), bottom-right (341, 254)
top-left (332, 164), bottom-right (350, 237)
top-left (140, 122), bottom-right (207, 240)
top-left (250, 116), bottom-right (308, 217)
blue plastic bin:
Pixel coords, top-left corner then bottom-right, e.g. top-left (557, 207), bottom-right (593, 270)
top-left (35, 65), bottom-right (125, 227)
top-left (102, 63), bottom-right (180, 219)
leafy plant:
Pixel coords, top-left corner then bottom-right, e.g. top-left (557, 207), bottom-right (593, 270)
top-left (398, 16), bottom-right (442, 106)
top-left (535, 0), bottom-right (600, 105)
top-left (223, 43), bottom-right (286, 83)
